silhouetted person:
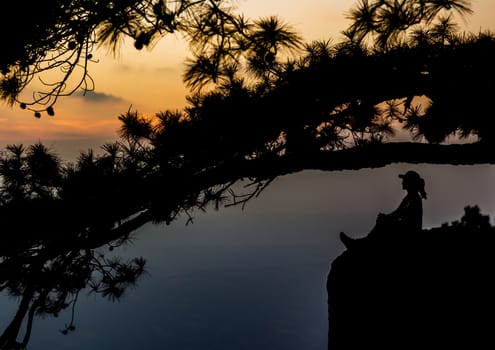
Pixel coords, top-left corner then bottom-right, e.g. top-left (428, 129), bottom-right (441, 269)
top-left (379, 170), bottom-right (427, 231)
top-left (340, 170), bottom-right (427, 247)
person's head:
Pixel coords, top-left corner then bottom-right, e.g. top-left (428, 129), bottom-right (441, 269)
top-left (399, 170), bottom-right (427, 199)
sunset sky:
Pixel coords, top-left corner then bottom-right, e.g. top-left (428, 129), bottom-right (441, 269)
top-left (1, 3), bottom-right (494, 348)
top-left (1, 0), bottom-right (494, 161)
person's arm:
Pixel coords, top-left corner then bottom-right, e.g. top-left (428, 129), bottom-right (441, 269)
top-left (379, 195), bottom-right (409, 222)
top-left (391, 197), bottom-right (408, 216)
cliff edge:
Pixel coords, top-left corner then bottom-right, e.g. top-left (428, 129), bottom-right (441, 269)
top-left (327, 206), bottom-right (495, 349)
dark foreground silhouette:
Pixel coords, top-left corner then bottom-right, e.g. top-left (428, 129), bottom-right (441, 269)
top-left (328, 205), bottom-right (495, 349)
top-left (0, 228), bottom-right (146, 350)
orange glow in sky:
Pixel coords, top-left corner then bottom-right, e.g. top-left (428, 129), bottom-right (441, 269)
top-left (1, 0), bottom-right (494, 160)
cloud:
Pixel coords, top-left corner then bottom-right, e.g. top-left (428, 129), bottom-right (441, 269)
top-left (73, 90), bottom-right (125, 103)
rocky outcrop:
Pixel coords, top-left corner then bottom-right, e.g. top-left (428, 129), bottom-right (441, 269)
top-left (327, 206), bottom-right (495, 349)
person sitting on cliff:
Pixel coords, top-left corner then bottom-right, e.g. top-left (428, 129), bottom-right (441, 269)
top-left (340, 170), bottom-right (427, 248)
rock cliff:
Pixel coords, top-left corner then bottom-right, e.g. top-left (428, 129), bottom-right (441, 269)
top-left (327, 206), bottom-right (495, 349)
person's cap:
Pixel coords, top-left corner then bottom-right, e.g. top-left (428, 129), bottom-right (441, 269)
top-left (398, 170), bottom-right (421, 181)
